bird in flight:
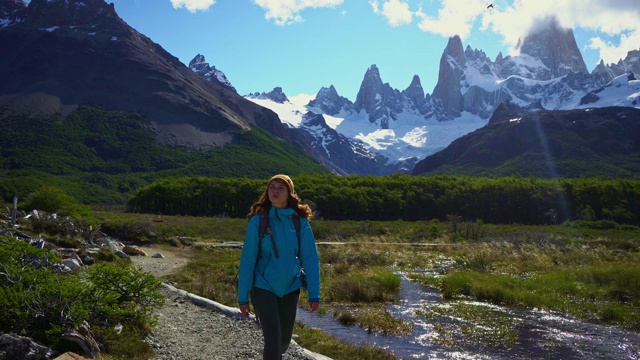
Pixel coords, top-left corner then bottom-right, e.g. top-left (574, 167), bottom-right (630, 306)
top-left (487, 4), bottom-right (494, 9)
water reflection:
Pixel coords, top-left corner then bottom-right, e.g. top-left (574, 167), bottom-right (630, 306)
top-left (297, 273), bottom-right (640, 359)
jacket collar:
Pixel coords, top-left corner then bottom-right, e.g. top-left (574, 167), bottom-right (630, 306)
top-left (269, 206), bottom-right (296, 218)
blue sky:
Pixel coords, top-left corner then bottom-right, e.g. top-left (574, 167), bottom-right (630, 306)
top-left (106, 0), bottom-right (640, 101)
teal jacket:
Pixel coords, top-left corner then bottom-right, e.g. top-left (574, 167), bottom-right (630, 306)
top-left (237, 207), bottom-right (320, 305)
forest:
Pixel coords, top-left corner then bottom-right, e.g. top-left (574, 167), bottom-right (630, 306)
top-left (126, 174), bottom-right (640, 225)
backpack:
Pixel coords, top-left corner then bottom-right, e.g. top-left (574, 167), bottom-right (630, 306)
top-left (257, 211), bottom-right (306, 290)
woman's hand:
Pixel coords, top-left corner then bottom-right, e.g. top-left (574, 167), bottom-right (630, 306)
top-left (308, 301), bottom-right (319, 313)
top-left (239, 304), bottom-right (250, 317)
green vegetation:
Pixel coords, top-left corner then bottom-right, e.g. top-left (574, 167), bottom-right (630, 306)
top-left (22, 186), bottom-right (94, 221)
top-left (1, 188), bottom-right (164, 359)
top-left (5, 189), bottom-right (639, 359)
top-left (165, 247), bottom-right (240, 306)
top-left (126, 174), bottom-right (640, 225)
top-left (0, 106), bottom-right (328, 204)
top-left (424, 302), bottom-right (519, 349)
top-left (293, 323), bottom-right (398, 360)
top-left (429, 237), bottom-right (640, 331)
top-left (3, 153), bottom-right (639, 358)
top-left (0, 236), bottom-right (162, 357)
top-left (120, 209), bottom-right (635, 358)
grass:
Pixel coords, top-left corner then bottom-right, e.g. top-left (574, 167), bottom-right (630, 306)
top-left (84, 211), bottom-right (640, 358)
top-left (424, 302), bottom-right (520, 349)
top-left (443, 265), bottom-right (640, 329)
top-left (426, 235), bottom-right (640, 331)
top-left (164, 246), bottom-right (240, 306)
top-left (94, 209), bottom-right (249, 243)
top-left (293, 323), bottom-right (398, 360)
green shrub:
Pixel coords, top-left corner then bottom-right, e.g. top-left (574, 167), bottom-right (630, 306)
top-left (85, 263), bottom-right (163, 326)
top-left (0, 237), bottom-right (97, 349)
top-left (21, 186), bottom-right (93, 220)
top-left (100, 220), bottom-right (156, 243)
top-left (0, 236), bottom-right (163, 354)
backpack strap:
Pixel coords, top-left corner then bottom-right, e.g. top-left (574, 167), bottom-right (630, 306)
top-left (289, 214), bottom-right (307, 291)
top-left (258, 211), bottom-right (280, 259)
top-left (258, 212), bottom-right (269, 242)
top-left (289, 214), bottom-right (301, 257)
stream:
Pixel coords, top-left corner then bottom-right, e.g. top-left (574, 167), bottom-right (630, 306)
top-left (296, 273), bottom-right (640, 359)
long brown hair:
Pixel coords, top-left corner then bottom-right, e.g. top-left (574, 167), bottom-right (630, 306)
top-left (247, 177), bottom-right (313, 220)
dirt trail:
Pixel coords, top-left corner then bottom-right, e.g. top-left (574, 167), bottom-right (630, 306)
top-left (128, 244), bottom-right (192, 278)
top-left (127, 244), bottom-right (319, 359)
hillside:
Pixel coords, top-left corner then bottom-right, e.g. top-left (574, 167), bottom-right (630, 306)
top-left (412, 106), bottom-right (640, 178)
top-left (0, 0), bottom-right (314, 150)
top-left (0, 0), bottom-right (328, 203)
top-left (0, 106), bottom-right (327, 204)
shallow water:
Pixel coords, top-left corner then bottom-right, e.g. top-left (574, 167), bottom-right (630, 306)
top-left (297, 273), bottom-right (640, 359)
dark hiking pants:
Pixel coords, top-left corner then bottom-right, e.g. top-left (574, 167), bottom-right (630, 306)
top-left (251, 287), bottom-right (300, 360)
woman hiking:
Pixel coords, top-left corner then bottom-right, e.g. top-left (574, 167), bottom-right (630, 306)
top-left (237, 174), bottom-right (321, 360)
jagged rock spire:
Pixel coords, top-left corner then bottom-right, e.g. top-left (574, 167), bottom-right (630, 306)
top-left (189, 54), bottom-right (236, 92)
top-left (431, 35), bottom-right (466, 116)
top-left (354, 65), bottom-right (402, 128)
top-left (308, 85), bottom-right (353, 115)
top-left (403, 75), bottom-right (425, 111)
top-left (516, 16), bottom-right (588, 79)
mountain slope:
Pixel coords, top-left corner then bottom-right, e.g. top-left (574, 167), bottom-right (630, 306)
top-left (0, 105), bottom-right (328, 203)
top-left (411, 106), bottom-right (640, 178)
top-left (0, 0), bottom-right (329, 203)
top-left (0, 0), bottom-right (308, 151)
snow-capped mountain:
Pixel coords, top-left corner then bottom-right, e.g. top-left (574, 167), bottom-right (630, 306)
top-left (592, 49), bottom-right (640, 81)
top-left (189, 54), bottom-right (236, 93)
top-left (244, 90), bottom-right (398, 175)
top-left (579, 72), bottom-right (640, 108)
top-left (191, 16), bottom-right (640, 175)
top-left (246, 87), bottom-right (289, 104)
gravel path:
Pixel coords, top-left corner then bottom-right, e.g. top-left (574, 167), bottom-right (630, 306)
top-left (130, 245), bottom-right (326, 360)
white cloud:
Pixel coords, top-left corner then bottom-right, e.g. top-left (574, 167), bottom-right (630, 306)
top-left (170, 0), bottom-right (216, 13)
top-left (587, 31), bottom-right (640, 65)
top-left (254, 0), bottom-right (344, 26)
top-left (480, 0), bottom-right (640, 62)
top-left (415, 0), bottom-right (640, 64)
top-left (369, 0), bottom-right (380, 13)
top-left (371, 0), bottom-right (413, 27)
top-left (415, 0), bottom-right (487, 39)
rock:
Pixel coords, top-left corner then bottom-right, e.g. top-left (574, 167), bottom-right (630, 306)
top-left (53, 352), bottom-right (90, 360)
top-left (62, 321), bottom-right (103, 358)
top-left (62, 257), bottom-right (82, 271)
top-left (151, 253), bottom-right (165, 258)
top-left (30, 239), bottom-right (46, 249)
top-left (82, 255), bottom-right (95, 265)
top-left (106, 241), bottom-right (119, 252)
top-left (123, 245), bottom-right (147, 256)
top-left (0, 333), bottom-right (57, 360)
